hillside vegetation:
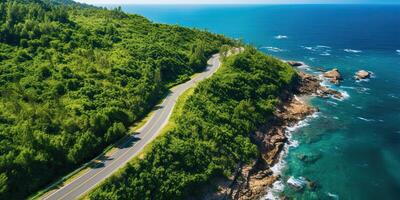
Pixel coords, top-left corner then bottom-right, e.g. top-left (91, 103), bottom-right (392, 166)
top-left (89, 48), bottom-right (297, 199)
top-left (0, 0), bottom-right (231, 198)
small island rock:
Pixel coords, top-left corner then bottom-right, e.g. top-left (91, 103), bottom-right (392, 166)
top-left (323, 68), bottom-right (342, 84)
top-left (355, 70), bottom-right (371, 80)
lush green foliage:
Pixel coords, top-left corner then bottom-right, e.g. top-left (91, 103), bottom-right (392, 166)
top-left (89, 48), bottom-right (297, 200)
top-left (0, 0), bottom-right (231, 199)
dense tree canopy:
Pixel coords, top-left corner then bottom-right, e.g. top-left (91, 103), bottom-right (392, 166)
top-left (0, 0), bottom-right (232, 199)
top-left (89, 48), bottom-right (297, 200)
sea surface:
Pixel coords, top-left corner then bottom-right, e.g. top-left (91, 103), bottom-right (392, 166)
top-left (118, 4), bottom-right (400, 200)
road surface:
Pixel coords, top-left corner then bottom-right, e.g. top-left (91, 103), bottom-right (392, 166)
top-left (41, 53), bottom-right (222, 200)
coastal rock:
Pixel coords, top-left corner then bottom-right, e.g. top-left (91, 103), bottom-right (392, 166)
top-left (317, 87), bottom-right (343, 99)
top-left (287, 61), bottom-right (304, 67)
top-left (270, 134), bottom-right (287, 144)
top-left (323, 68), bottom-right (342, 84)
top-left (278, 98), bottom-right (316, 122)
top-left (265, 142), bottom-right (284, 165)
top-left (297, 72), bottom-right (321, 94)
top-left (355, 70), bottom-right (371, 80)
top-left (254, 169), bottom-right (273, 179)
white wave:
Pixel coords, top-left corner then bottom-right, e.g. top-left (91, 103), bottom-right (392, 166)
top-left (316, 45), bottom-right (331, 48)
top-left (327, 100), bottom-right (338, 106)
top-left (287, 176), bottom-right (308, 189)
top-left (333, 116), bottom-right (339, 120)
top-left (340, 86), bottom-right (356, 90)
top-left (260, 46), bottom-right (285, 52)
top-left (357, 117), bottom-right (375, 122)
top-left (262, 181), bottom-right (284, 200)
top-left (320, 52), bottom-right (331, 56)
top-left (275, 35), bottom-right (288, 39)
top-left (302, 46), bottom-right (316, 51)
top-left (302, 45), bottom-right (332, 56)
top-left (344, 49), bottom-right (362, 53)
top-left (327, 192), bottom-right (340, 199)
top-left (308, 57), bottom-right (316, 61)
top-left (388, 94), bottom-right (399, 99)
top-left (397, 50), bottom-right (400, 55)
top-left (286, 120), bottom-right (310, 132)
top-left (334, 90), bottom-right (350, 101)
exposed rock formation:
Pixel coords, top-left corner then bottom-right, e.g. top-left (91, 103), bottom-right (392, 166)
top-left (297, 72), bottom-right (343, 99)
top-left (323, 68), bottom-right (342, 84)
top-left (355, 70), bottom-right (371, 80)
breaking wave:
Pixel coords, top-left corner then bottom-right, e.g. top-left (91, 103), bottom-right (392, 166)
top-left (302, 45), bottom-right (332, 56)
top-left (327, 192), bottom-right (340, 199)
top-left (344, 49), bottom-right (362, 53)
top-left (357, 117), bottom-right (375, 122)
top-left (260, 46), bottom-right (285, 52)
top-left (275, 35), bottom-right (288, 39)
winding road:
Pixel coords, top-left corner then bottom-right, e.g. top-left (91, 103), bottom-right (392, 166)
top-left (41, 53), bottom-right (222, 200)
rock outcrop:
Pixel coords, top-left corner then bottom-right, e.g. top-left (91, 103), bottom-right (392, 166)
top-left (201, 66), bottom-right (343, 200)
top-left (355, 70), bottom-right (371, 80)
top-left (297, 72), bottom-right (343, 99)
top-left (323, 68), bottom-right (342, 84)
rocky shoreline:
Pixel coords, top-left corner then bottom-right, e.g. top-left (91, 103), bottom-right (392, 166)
top-left (201, 63), bottom-right (343, 200)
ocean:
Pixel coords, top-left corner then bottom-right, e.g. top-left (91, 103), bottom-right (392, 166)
top-left (118, 4), bottom-right (400, 199)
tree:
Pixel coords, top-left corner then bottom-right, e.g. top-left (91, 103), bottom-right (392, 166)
top-left (0, 173), bottom-right (8, 196)
top-left (189, 41), bottom-right (207, 71)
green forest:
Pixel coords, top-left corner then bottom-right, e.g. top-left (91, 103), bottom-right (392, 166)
top-left (89, 48), bottom-right (297, 199)
top-left (0, 0), bottom-right (232, 199)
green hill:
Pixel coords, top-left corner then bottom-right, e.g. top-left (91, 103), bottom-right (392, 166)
top-left (0, 0), bottom-right (231, 198)
top-left (89, 48), bottom-right (297, 200)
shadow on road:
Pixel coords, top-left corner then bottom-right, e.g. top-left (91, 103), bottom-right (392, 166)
top-left (117, 136), bottom-right (141, 149)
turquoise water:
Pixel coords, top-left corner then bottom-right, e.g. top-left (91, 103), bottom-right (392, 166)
top-left (119, 5), bottom-right (400, 199)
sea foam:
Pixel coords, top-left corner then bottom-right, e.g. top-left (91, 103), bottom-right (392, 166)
top-left (357, 117), bottom-right (375, 122)
top-left (275, 35), bottom-right (288, 39)
top-left (327, 192), bottom-right (340, 199)
top-left (320, 52), bottom-right (331, 56)
top-left (260, 46), bottom-right (285, 52)
top-left (344, 49), bottom-right (362, 53)
top-left (302, 45), bottom-right (332, 56)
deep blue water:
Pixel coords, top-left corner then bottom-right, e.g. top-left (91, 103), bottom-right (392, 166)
top-left (118, 5), bottom-right (400, 200)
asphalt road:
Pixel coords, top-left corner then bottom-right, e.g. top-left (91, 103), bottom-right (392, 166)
top-left (41, 53), bottom-right (222, 200)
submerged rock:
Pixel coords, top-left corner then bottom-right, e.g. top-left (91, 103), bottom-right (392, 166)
top-left (323, 68), bottom-right (342, 84)
top-left (307, 180), bottom-right (318, 191)
top-left (296, 153), bottom-right (321, 164)
top-left (287, 61), bottom-right (304, 67)
top-left (355, 70), bottom-right (371, 80)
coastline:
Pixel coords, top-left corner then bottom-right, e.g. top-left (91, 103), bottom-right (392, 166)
top-left (202, 62), bottom-right (344, 200)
